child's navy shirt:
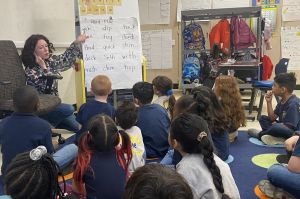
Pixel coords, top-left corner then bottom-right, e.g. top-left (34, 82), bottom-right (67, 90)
top-left (0, 112), bottom-right (54, 174)
top-left (76, 100), bottom-right (115, 142)
top-left (136, 104), bottom-right (170, 158)
top-left (83, 151), bottom-right (126, 199)
top-left (274, 95), bottom-right (300, 130)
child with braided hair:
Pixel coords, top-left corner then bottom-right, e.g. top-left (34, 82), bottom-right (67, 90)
top-left (190, 86), bottom-right (230, 161)
top-left (170, 113), bottom-right (240, 199)
top-left (1, 146), bottom-right (71, 199)
top-left (72, 114), bottom-right (132, 199)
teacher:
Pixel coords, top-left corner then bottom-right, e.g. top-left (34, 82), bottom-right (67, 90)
top-left (21, 34), bottom-right (88, 132)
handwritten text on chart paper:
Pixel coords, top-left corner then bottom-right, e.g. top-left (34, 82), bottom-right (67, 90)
top-left (80, 16), bottom-right (142, 89)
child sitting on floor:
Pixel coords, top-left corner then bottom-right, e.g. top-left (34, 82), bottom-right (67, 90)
top-left (76, 75), bottom-right (115, 142)
top-left (160, 95), bottom-right (194, 166)
top-left (170, 113), bottom-right (240, 199)
top-left (152, 76), bottom-right (176, 119)
top-left (258, 135), bottom-right (300, 198)
top-left (73, 114), bottom-right (132, 199)
top-left (1, 146), bottom-right (71, 199)
top-left (190, 86), bottom-right (230, 161)
top-left (0, 86), bottom-right (77, 175)
top-left (123, 164), bottom-right (193, 199)
top-left (248, 73), bottom-right (300, 145)
top-left (214, 75), bottom-right (246, 142)
top-left (133, 82), bottom-right (170, 160)
top-left (116, 101), bottom-right (145, 172)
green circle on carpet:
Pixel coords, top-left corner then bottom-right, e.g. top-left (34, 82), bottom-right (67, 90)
top-left (251, 153), bottom-right (280, 169)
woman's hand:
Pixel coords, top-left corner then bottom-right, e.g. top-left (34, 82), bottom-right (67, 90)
top-left (75, 34), bottom-right (89, 44)
top-left (35, 53), bottom-right (47, 70)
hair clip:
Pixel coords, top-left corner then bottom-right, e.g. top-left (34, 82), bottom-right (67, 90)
top-left (115, 131), bottom-right (123, 150)
top-left (29, 146), bottom-right (47, 161)
top-left (197, 131), bottom-right (207, 142)
top-left (167, 89), bottom-right (173, 96)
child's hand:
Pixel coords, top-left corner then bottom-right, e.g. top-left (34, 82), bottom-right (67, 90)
top-left (285, 135), bottom-right (299, 152)
top-left (265, 91), bottom-right (273, 102)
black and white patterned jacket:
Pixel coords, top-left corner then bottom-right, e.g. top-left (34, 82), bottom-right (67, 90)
top-left (25, 42), bottom-right (82, 96)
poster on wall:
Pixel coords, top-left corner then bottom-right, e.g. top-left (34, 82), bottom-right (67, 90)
top-left (252, 0), bottom-right (280, 6)
top-left (139, 0), bottom-right (170, 25)
top-left (78, 0), bottom-right (143, 90)
top-left (281, 27), bottom-right (300, 70)
top-left (262, 6), bottom-right (277, 32)
top-left (282, 0), bottom-right (300, 21)
top-left (141, 29), bottom-right (173, 69)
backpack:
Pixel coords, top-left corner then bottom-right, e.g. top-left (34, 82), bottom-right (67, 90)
top-left (182, 54), bottom-right (201, 84)
top-left (231, 16), bottom-right (256, 50)
top-left (209, 19), bottom-right (231, 55)
top-left (183, 22), bottom-right (205, 50)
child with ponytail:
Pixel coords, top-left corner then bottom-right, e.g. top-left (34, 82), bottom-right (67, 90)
top-left (190, 86), bottom-right (230, 161)
top-left (73, 114), bottom-right (132, 199)
top-left (170, 113), bottom-right (240, 199)
top-left (152, 76), bottom-right (176, 119)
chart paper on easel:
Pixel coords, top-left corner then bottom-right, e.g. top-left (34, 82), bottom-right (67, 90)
top-left (78, 0), bottom-right (143, 90)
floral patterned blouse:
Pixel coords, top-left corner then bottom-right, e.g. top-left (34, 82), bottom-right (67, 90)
top-left (25, 42), bottom-right (82, 96)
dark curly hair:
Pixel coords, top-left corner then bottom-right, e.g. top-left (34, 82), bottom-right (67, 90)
top-left (132, 82), bottom-right (154, 105)
top-left (116, 101), bottom-right (138, 130)
top-left (21, 34), bottom-right (55, 69)
top-left (274, 72), bottom-right (297, 93)
top-left (189, 86), bottom-right (229, 133)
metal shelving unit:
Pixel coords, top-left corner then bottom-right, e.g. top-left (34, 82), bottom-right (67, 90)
top-left (181, 7), bottom-right (262, 93)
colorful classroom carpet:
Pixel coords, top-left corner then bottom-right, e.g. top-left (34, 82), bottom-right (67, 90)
top-left (229, 131), bottom-right (285, 198)
top-left (0, 132), bottom-right (287, 198)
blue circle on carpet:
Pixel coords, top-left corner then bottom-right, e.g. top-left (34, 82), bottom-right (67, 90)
top-left (249, 137), bottom-right (284, 148)
top-left (225, 155), bottom-right (234, 164)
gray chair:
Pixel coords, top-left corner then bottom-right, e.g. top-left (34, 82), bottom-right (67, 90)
top-left (0, 40), bottom-right (61, 116)
top-left (0, 40), bottom-right (64, 142)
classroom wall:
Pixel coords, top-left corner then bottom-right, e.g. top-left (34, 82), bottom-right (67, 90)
top-left (141, 0), bottom-right (180, 83)
top-left (143, 0), bottom-right (300, 84)
top-left (0, 0), bottom-right (75, 48)
top-left (265, 3), bottom-right (300, 82)
top-left (54, 1), bottom-right (300, 104)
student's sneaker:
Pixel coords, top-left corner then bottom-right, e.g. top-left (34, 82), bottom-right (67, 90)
top-left (247, 128), bottom-right (260, 138)
top-left (258, 180), bottom-right (296, 199)
top-left (261, 135), bottom-right (285, 145)
top-left (276, 154), bottom-right (291, 164)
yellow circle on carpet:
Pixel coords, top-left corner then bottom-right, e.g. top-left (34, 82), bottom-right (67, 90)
top-left (251, 154), bottom-right (280, 169)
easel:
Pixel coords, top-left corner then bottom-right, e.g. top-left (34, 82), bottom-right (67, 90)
top-left (75, 56), bottom-right (147, 109)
